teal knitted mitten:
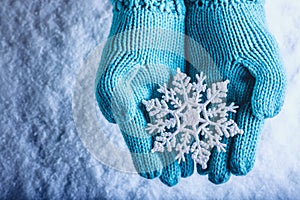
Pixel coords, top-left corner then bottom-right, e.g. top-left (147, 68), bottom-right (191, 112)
top-left (185, 0), bottom-right (287, 184)
top-left (95, 0), bottom-right (194, 186)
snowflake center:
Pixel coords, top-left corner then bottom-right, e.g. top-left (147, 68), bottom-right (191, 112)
top-left (181, 106), bottom-right (201, 127)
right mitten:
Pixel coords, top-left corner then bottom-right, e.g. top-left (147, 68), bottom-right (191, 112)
top-left (185, 0), bottom-right (287, 184)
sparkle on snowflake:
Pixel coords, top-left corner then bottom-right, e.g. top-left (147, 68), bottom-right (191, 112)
top-left (142, 68), bottom-right (244, 169)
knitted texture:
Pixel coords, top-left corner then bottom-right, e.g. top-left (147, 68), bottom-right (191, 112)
top-left (95, 0), bottom-right (194, 186)
top-left (186, 0), bottom-right (264, 7)
top-left (185, 0), bottom-right (287, 184)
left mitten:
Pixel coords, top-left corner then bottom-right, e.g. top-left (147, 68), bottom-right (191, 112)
top-left (95, 0), bottom-right (194, 186)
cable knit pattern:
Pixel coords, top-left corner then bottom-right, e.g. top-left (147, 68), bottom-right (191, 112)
top-left (112, 0), bottom-right (185, 13)
top-left (185, 0), bottom-right (287, 184)
top-left (95, 0), bottom-right (193, 186)
top-left (185, 0), bottom-right (264, 7)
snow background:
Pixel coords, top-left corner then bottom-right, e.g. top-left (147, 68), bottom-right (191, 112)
top-left (1, 0), bottom-right (300, 199)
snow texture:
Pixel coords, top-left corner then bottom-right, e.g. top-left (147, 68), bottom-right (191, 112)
top-left (143, 69), bottom-right (243, 169)
top-left (1, 0), bottom-right (300, 199)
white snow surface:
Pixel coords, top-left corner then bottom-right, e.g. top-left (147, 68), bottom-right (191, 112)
top-left (1, 0), bottom-right (300, 199)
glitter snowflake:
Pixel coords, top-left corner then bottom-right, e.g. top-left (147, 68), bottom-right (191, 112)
top-left (142, 68), bottom-right (244, 169)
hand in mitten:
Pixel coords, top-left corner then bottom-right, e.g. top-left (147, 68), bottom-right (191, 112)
top-left (185, 0), bottom-right (287, 184)
top-left (95, 0), bottom-right (194, 186)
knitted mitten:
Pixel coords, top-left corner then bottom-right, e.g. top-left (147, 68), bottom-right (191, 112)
top-left (185, 0), bottom-right (287, 184)
top-left (95, 0), bottom-right (194, 186)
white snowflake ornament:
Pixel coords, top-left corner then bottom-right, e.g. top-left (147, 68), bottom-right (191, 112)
top-left (142, 68), bottom-right (244, 169)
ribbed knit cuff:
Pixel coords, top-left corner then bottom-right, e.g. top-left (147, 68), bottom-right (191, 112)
top-left (111, 0), bottom-right (185, 15)
top-left (185, 0), bottom-right (264, 7)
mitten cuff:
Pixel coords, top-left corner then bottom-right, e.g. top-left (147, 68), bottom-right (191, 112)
top-left (184, 0), bottom-right (264, 7)
top-left (111, 0), bottom-right (185, 15)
